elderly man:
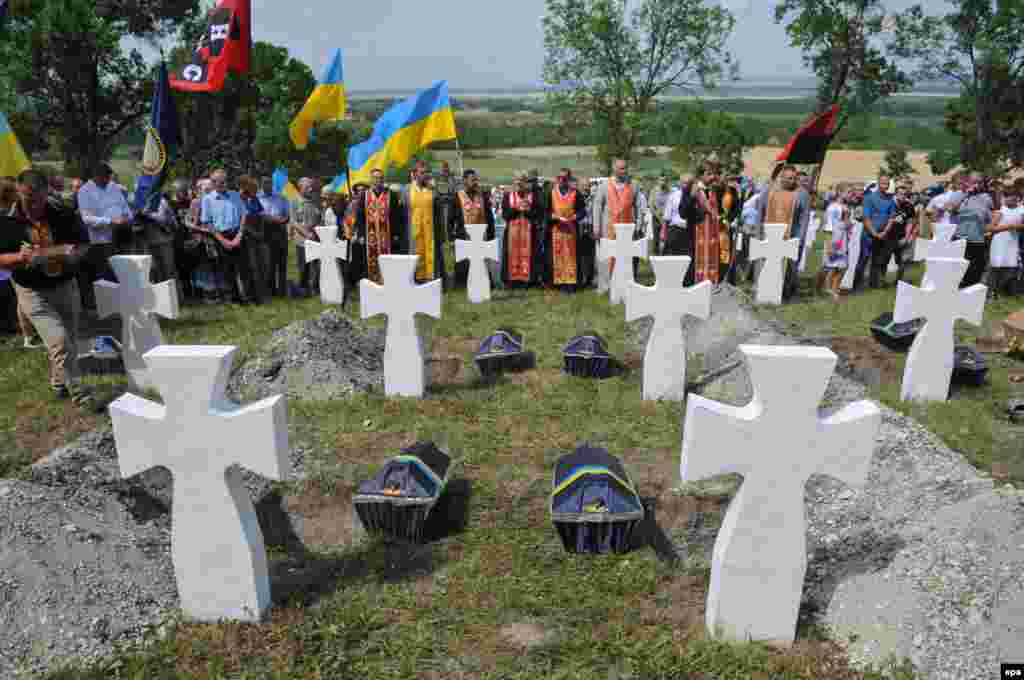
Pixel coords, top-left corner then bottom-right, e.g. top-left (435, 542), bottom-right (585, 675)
top-left (258, 176), bottom-right (291, 298)
top-left (592, 159), bottom-right (643, 283)
top-left (0, 170), bottom-right (92, 407)
top-left (755, 163), bottom-right (811, 301)
top-left (76, 163), bottom-right (134, 309)
top-left (200, 169), bottom-right (253, 304)
top-left (290, 177), bottom-right (323, 296)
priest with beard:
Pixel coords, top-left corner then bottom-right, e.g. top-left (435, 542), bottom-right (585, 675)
top-left (544, 167), bottom-right (586, 292)
top-left (352, 168), bottom-right (406, 286)
top-left (501, 171), bottom-right (544, 288)
top-left (754, 163), bottom-right (811, 302)
top-left (400, 163), bottom-right (448, 287)
top-left (450, 169), bottom-right (496, 288)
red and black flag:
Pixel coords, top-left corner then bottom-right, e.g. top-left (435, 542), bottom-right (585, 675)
top-left (776, 104), bottom-right (840, 165)
top-left (170, 0), bottom-right (251, 92)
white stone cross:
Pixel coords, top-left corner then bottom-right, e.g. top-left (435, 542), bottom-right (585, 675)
top-left (305, 226), bottom-right (349, 304)
top-left (750, 223), bottom-right (799, 305)
top-left (360, 255), bottom-right (442, 397)
top-left (455, 223), bottom-right (498, 303)
top-left (109, 345), bottom-right (289, 622)
top-left (94, 255), bottom-right (179, 390)
top-left (913, 235), bottom-right (966, 288)
top-left (598, 223), bottom-right (649, 305)
top-left (893, 257), bottom-right (987, 402)
top-left (626, 257), bottom-right (712, 401)
top-left (595, 239), bottom-right (612, 293)
top-left (798, 213), bottom-right (821, 273)
top-left (681, 344), bottom-right (881, 645)
top-left (839, 219), bottom-right (864, 291)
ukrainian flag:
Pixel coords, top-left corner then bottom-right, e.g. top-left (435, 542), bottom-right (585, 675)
top-left (345, 80), bottom-right (457, 188)
top-left (290, 49), bottom-right (347, 150)
top-left (0, 111), bottom-right (31, 178)
top-left (272, 166), bottom-right (302, 203)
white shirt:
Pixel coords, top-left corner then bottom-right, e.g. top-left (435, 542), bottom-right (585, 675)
top-left (662, 187), bottom-right (687, 227)
top-left (826, 201), bottom-right (843, 233)
top-left (77, 180), bottom-right (133, 244)
top-left (991, 205), bottom-right (1023, 268)
top-left (927, 190), bottom-right (963, 237)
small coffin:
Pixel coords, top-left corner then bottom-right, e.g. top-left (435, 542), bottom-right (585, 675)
top-left (474, 328), bottom-right (534, 378)
top-left (952, 345), bottom-right (987, 387)
top-left (562, 332), bottom-right (616, 379)
top-left (870, 312), bottom-right (926, 352)
top-left (551, 445), bottom-right (644, 555)
top-left (353, 442), bottom-right (451, 544)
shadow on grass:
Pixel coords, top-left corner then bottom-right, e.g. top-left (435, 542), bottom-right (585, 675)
top-left (256, 478), bottom-right (472, 608)
top-left (630, 496), bottom-right (682, 564)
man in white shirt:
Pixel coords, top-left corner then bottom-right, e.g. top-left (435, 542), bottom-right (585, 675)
top-left (76, 163), bottom-right (135, 310)
top-left (925, 173), bottom-right (964, 241)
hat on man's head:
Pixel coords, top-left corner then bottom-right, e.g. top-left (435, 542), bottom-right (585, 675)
top-left (91, 162), bottom-right (114, 178)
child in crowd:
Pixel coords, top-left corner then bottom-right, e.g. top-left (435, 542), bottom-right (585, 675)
top-left (987, 185), bottom-right (1023, 297)
top-left (822, 204), bottom-right (854, 301)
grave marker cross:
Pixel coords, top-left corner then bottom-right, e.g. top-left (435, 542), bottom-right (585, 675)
top-left (94, 255), bottom-right (179, 390)
top-left (749, 223), bottom-right (799, 305)
top-left (598, 223), bottom-right (648, 305)
top-left (305, 226), bottom-right (350, 304)
top-left (626, 257), bottom-right (712, 401)
top-left (360, 255), bottom-right (442, 397)
top-left (681, 345), bottom-right (881, 645)
top-left (109, 345), bottom-right (289, 622)
top-left (455, 224), bottom-right (498, 303)
top-left (893, 257), bottom-right (986, 402)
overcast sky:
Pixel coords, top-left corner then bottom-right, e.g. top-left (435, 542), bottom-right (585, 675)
top-left (163, 0), bottom-right (943, 91)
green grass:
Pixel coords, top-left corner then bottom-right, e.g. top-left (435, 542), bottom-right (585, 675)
top-left (1, 251), bottom-right (935, 679)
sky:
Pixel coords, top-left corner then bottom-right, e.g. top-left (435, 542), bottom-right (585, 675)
top-left (151, 0), bottom-right (945, 91)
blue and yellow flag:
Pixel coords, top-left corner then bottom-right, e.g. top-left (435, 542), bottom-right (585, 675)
top-left (0, 111), bottom-right (30, 178)
top-left (272, 167), bottom-right (302, 203)
top-left (289, 49), bottom-right (347, 150)
top-left (344, 80), bottom-right (457, 189)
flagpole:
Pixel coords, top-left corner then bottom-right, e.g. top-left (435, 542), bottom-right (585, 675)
top-left (455, 136), bottom-right (464, 180)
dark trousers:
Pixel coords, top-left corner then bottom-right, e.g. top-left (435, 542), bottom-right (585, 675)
top-left (266, 227), bottom-right (289, 296)
top-left (219, 233), bottom-right (256, 303)
top-left (245, 236), bottom-right (270, 302)
top-left (295, 243), bottom-right (320, 294)
top-left (782, 241), bottom-right (805, 301)
top-left (578, 235), bottom-right (595, 287)
top-left (0, 278), bottom-right (17, 333)
top-left (959, 240), bottom-right (989, 288)
top-left (79, 242), bottom-right (117, 309)
top-left (868, 238), bottom-right (901, 288)
top-left (852, 233), bottom-right (876, 291)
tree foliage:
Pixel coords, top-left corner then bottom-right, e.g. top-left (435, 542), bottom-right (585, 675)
top-left (664, 105), bottom-right (752, 176)
top-left (890, 0), bottom-right (1024, 173)
top-left (542, 0), bottom-right (736, 174)
top-left (880, 145), bottom-right (914, 180)
top-left (1, 0), bottom-right (200, 175)
top-left (773, 0), bottom-right (911, 133)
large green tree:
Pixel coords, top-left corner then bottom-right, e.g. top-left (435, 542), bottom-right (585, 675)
top-left (1, 0), bottom-right (200, 174)
top-left (890, 0), bottom-right (1024, 173)
top-left (541, 0), bottom-right (736, 174)
top-left (665, 105), bottom-right (753, 176)
top-left (773, 0), bottom-right (911, 132)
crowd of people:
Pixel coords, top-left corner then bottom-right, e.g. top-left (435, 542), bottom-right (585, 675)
top-left (2, 157), bottom-right (1023, 410)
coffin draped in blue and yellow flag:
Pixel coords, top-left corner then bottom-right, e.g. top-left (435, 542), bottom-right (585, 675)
top-left (335, 80), bottom-right (457, 192)
top-left (290, 49), bottom-right (347, 150)
top-left (0, 111), bottom-right (31, 178)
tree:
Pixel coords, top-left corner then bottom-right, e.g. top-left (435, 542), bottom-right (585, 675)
top-left (541, 0), bottom-right (736, 175)
top-left (2, 0), bottom-right (200, 175)
top-left (926, 148), bottom-right (960, 176)
top-left (774, 0), bottom-right (911, 133)
top-left (880, 145), bottom-right (914, 180)
top-left (665, 104), bottom-right (752, 176)
top-left (890, 0), bottom-right (1024, 173)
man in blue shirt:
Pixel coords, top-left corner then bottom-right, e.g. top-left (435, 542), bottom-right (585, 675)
top-left (855, 174), bottom-right (898, 290)
top-left (258, 176), bottom-right (290, 297)
top-left (200, 169), bottom-right (254, 304)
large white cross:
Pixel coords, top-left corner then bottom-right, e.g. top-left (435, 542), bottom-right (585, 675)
top-left (455, 223), bottom-right (498, 303)
top-left (750, 223), bottom-right (799, 305)
top-left (681, 344), bottom-right (881, 645)
top-left (597, 223), bottom-right (649, 305)
top-left (305, 226), bottom-right (349, 305)
top-left (94, 255), bottom-right (179, 390)
top-left (913, 234), bottom-right (965, 288)
top-left (360, 255), bottom-right (442, 397)
top-left (798, 213), bottom-right (821, 273)
top-left (839, 219), bottom-right (864, 291)
top-left (626, 257), bottom-right (712, 401)
top-left (109, 345), bottom-right (289, 622)
top-left (893, 257), bottom-right (987, 402)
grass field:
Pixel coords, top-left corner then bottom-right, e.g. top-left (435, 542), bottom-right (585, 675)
top-left (1, 244), bottom-right (963, 678)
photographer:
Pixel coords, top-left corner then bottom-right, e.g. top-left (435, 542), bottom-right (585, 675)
top-left (949, 172), bottom-right (993, 288)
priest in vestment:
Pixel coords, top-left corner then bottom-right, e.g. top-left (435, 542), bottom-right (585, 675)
top-left (449, 169), bottom-right (496, 288)
top-left (401, 167), bottom-right (448, 287)
top-left (544, 168), bottom-right (586, 292)
top-left (754, 164), bottom-right (811, 301)
top-left (592, 159), bottom-right (643, 280)
top-left (688, 161), bottom-right (722, 284)
top-left (352, 169), bottom-right (406, 286)
top-left (501, 172), bottom-right (544, 288)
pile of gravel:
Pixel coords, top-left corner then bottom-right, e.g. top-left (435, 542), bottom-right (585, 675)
top-left (228, 309), bottom-right (385, 402)
top-left (0, 428), bottom-right (310, 678)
